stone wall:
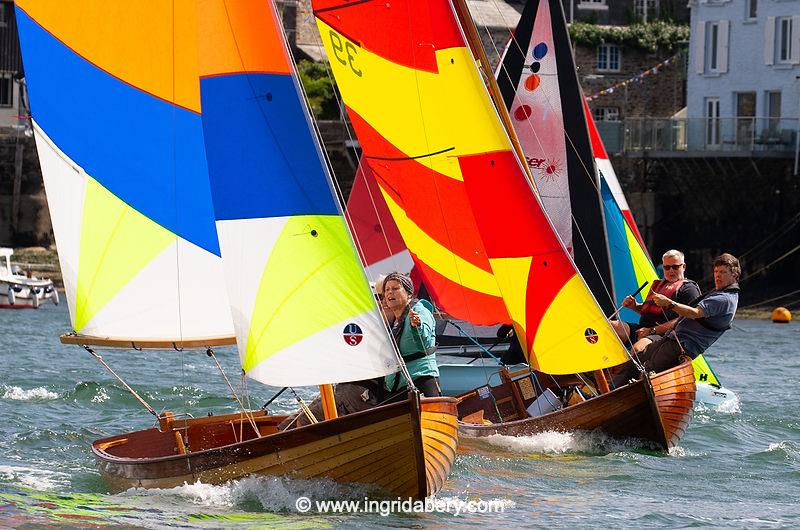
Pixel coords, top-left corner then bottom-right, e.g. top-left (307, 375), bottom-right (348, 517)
top-left (0, 134), bottom-right (52, 247)
top-left (576, 45), bottom-right (687, 120)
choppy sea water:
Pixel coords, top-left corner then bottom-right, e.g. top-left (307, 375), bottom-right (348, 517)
top-left (1, 303), bottom-right (798, 528)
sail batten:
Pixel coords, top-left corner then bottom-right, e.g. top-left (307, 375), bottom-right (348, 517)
top-left (197, 0), bottom-right (398, 387)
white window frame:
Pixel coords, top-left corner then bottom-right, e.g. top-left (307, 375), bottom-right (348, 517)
top-left (597, 44), bottom-right (620, 72)
top-left (593, 107), bottom-right (620, 122)
top-left (777, 17), bottom-right (793, 64)
top-left (766, 90), bottom-right (781, 133)
top-left (746, 0), bottom-right (757, 21)
top-left (705, 97), bottom-right (721, 148)
top-left (703, 20), bottom-right (729, 74)
top-left (634, 0), bottom-right (659, 23)
top-left (578, 0), bottom-right (608, 10)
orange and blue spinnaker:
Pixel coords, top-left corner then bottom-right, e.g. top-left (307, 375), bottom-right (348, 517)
top-left (196, 0), bottom-right (397, 387)
top-left (15, 1), bottom-right (234, 341)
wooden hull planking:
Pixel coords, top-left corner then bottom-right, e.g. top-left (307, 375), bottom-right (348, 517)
top-left (457, 361), bottom-right (695, 451)
top-left (93, 395), bottom-right (458, 499)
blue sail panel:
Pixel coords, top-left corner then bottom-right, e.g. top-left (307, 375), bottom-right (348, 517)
top-left (200, 73), bottom-right (338, 221)
top-left (602, 179), bottom-right (641, 323)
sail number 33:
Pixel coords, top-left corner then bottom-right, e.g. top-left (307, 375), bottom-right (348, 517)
top-left (329, 31), bottom-right (363, 77)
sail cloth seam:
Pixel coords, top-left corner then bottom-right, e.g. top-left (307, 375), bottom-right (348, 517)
top-left (16, 5), bottom-right (201, 116)
top-left (483, 0), bottom-right (618, 312)
top-left (199, 70), bottom-right (292, 79)
top-left (365, 146), bottom-right (455, 161)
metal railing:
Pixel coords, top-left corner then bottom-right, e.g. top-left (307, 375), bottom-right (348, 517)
top-left (621, 117), bottom-right (800, 154)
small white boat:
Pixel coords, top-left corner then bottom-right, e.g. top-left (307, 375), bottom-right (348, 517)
top-left (0, 248), bottom-right (59, 308)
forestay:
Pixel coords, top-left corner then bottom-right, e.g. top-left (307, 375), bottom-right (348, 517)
top-left (313, 0), bottom-right (629, 374)
top-left (15, 1), bottom-right (234, 342)
top-left (196, 0), bottom-right (398, 387)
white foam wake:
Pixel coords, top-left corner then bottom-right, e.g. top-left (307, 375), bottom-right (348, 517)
top-left (2, 385), bottom-right (59, 401)
top-left (0, 464), bottom-right (70, 490)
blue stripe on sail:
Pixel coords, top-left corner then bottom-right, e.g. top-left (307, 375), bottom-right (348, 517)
top-left (200, 73), bottom-right (338, 220)
top-left (601, 179), bottom-right (639, 323)
top-left (16, 9), bottom-right (220, 256)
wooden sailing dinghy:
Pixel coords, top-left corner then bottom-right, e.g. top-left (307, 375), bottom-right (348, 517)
top-left (457, 361), bottom-right (695, 450)
top-left (312, 0), bottom-right (694, 451)
top-left (16, 0), bottom-right (456, 497)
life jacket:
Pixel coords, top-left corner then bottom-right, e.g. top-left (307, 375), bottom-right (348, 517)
top-left (640, 278), bottom-right (686, 318)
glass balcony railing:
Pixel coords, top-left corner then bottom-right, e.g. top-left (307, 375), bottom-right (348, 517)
top-left (619, 117), bottom-right (800, 154)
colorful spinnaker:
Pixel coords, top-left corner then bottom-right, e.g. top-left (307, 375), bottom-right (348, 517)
top-left (15, 1), bottom-right (234, 343)
top-left (496, 0), bottom-right (616, 316)
top-left (196, 0), bottom-right (399, 387)
top-left (313, 0), bottom-right (629, 374)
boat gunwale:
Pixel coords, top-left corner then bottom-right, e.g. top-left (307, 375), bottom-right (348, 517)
top-left (92, 395), bottom-right (457, 465)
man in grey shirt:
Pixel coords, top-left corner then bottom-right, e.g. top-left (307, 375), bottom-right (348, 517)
top-left (612, 253), bottom-right (740, 387)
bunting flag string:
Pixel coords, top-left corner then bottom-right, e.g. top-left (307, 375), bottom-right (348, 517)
top-left (586, 51), bottom-right (683, 101)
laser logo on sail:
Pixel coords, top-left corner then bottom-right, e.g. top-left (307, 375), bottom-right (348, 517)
top-left (584, 328), bottom-right (599, 344)
top-left (343, 323), bottom-right (364, 346)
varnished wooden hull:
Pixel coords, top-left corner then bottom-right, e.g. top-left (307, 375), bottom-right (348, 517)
top-left (458, 361), bottom-right (695, 451)
top-left (93, 394), bottom-right (458, 499)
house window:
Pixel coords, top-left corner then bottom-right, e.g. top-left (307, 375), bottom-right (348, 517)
top-left (593, 107), bottom-right (620, 122)
top-left (597, 44), bottom-right (620, 72)
top-left (708, 22), bottom-right (720, 71)
top-left (0, 73), bottom-right (13, 108)
top-left (766, 91), bottom-right (781, 132)
top-left (634, 0), bottom-right (659, 23)
top-left (735, 91), bottom-right (756, 146)
top-left (777, 17), bottom-right (793, 63)
top-left (747, 0), bottom-right (757, 20)
top-left (705, 97), bottom-right (720, 147)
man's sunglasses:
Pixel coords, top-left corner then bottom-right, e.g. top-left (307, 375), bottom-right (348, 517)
top-left (663, 264), bottom-right (684, 270)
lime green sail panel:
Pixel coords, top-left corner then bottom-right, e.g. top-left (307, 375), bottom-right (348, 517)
top-left (74, 178), bottom-right (174, 332)
top-left (243, 215), bottom-right (375, 373)
top-left (692, 354), bottom-right (722, 387)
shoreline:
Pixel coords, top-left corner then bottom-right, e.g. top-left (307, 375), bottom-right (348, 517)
top-left (6, 247), bottom-right (792, 321)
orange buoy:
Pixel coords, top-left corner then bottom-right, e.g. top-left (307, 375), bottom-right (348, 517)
top-left (771, 307), bottom-right (791, 323)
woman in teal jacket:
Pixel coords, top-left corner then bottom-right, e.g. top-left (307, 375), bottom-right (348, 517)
top-left (382, 272), bottom-right (439, 398)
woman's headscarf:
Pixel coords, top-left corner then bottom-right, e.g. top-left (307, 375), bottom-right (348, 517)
top-left (382, 272), bottom-right (413, 296)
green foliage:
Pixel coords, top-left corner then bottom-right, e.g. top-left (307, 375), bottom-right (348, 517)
top-left (296, 60), bottom-right (339, 120)
top-left (569, 21), bottom-right (689, 53)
